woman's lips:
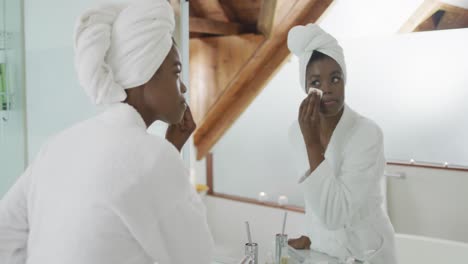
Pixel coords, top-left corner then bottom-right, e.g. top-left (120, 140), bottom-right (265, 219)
top-left (322, 100), bottom-right (337, 107)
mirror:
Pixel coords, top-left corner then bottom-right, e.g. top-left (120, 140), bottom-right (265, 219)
top-left (211, 27), bottom-right (468, 207)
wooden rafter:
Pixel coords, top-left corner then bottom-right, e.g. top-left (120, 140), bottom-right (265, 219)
top-left (192, 0), bottom-right (334, 160)
top-left (189, 0), bottom-right (232, 22)
top-left (257, 0), bottom-right (278, 37)
top-left (400, 0), bottom-right (468, 32)
top-left (189, 17), bottom-right (256, 36)
top-left (436, 4), bottom-right (468, 30)
top-left (218, 0), bottom-right (240, 23)
top-left (189, 34), bottom-right (265, 123)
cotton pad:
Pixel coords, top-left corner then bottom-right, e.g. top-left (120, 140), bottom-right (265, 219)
top-left (308, 87), bottom-right (323, 99)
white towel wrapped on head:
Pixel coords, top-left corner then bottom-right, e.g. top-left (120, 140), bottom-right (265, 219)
top-left (287, 23), bottom-right (346, 94)
top-left (74, 0), bottom-right (175, 105)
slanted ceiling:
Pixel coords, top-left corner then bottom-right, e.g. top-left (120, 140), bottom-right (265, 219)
top-left (400, 0), bottom-right (468, 32)
top-left (189, 0), bottom-right (334, 160)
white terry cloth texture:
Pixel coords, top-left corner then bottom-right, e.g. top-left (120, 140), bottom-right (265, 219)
top-left (74, 0), bottom-right (175, 105)
top-left (287, 23), bottom-right (347, 94)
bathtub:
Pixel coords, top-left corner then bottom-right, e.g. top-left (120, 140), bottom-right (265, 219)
top-left (395, 234), bottom-right (468, 264)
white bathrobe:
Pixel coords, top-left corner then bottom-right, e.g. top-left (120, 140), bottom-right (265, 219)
top-left (289, 105), bottom-right (397, 263)
top-left (0, 103), bottom-right (214, 264)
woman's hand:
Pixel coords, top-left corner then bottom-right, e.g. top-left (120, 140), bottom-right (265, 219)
top-left (299, 91), bottom-right (325, 171)
top-left (288, 235), bottom-right (311, 250)
top-left (298, 91), bottom-right (321, 146)
top-left (165, 107), bottom-right (196, 152)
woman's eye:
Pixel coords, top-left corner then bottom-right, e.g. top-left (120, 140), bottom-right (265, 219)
top-left (332, 76), bottom-right (341, 83)
top-left (310, 80), bottom-right (320, 87)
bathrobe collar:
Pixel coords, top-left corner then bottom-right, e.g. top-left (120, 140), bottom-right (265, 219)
top-left (324, 104), bottom-right (358, 159)
top-left (98, 103), bottom-right (148, 130)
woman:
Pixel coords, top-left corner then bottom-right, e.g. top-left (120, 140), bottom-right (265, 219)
top-left (0, 1), bottom-right (213, 263)
top-left (286, 24), bottom-right (397, 263)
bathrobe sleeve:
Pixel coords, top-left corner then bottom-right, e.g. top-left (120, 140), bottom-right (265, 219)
top-left (300, 122), bottom-right (385, 230)
top-left (111, 142), bottom-right (214, 264)
top-left (0, 166), bottom-right (31, 264)
top-left (0, 142), bottom-right (50, 264)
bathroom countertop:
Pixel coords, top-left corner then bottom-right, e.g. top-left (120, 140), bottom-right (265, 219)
top-left (212, 245), bottom-right (343, 264)
top-left (289, 249), bottom-right (342, 264)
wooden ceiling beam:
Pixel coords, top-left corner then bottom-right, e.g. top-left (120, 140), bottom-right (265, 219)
top-left (189, 0), bottom-right (231, 22)
top-left (189, 34), bottom-right (264, 124)
top-left (399, 0), bottom-right (441, 33)
top-left (193, 0), bottom-right (334, 160)
top-left (189, 0), bottom-right (212, 19)
top-left (436, 4), bottom-right (468, 30)
top-left (190, 17), bottom-right (256, 36)
top-left (189, 2), bottom-right (202, 17)
top-left (218, 0), bottom-right (240, 23)
top-left (257, 0), bottom-right (278, 38)
top-left (222, 0), bottom-right (263, 25)
top-left (400, 0), bottom-right (468, 33)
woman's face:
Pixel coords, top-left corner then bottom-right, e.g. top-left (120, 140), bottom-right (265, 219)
top-left (305, 56), bottom-right (345, 117)
top-left (143, 45), bottom-right (187, 124)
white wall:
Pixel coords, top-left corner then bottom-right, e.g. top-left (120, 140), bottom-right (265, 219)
top-left (24, 0), bottom-right (101, 161)
top-left (212, 55), bottom-right (304, 206)
top-left (318, 0), bottom-right (424, 39)
top-left (386, 165), bottom-right (468, 243)
top-left (340, 29), bottom-right (468, 166)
